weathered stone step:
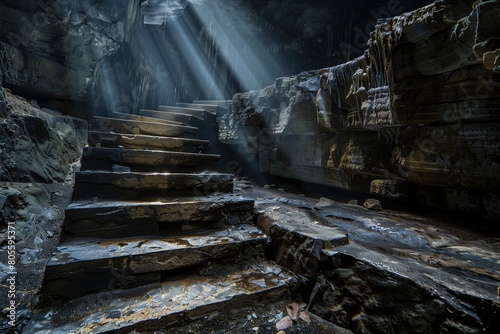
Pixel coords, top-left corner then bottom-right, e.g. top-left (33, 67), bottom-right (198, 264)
top-left (87, 131), bottom-right (209, 152)
top-left (158, 105), bottom-right (206, 118)
top-left (80, 147), bottom-right (220, 172)
top-left (112, 111), bottom-right (186, 126)
top-left (43, 224), bottom-right (267, 299)
top-left (93, 116), bottom-right (198, 138)
top-left (27, 262), bottom-right (292, 334)
top-left (139, 108), bottom-right (198, 125)
top-left (176, 102), bottom-right (226, 116)
top-left (193, 99), bottom-right (229, 108)
top-left (64, 195), bottom-right (255, 238)
top-left (73, 171), bottom-right (234, 200)
top-left (158, 105), bottom-right (218, 123)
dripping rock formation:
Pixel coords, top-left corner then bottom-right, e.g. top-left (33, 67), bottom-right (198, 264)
top-left (219, 0), bottom-right (500, 222)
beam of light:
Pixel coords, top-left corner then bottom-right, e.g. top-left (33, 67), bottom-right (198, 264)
top-left (189, 1), bottom-right (285, 93)
top-left (169, 10), bottom-right (227, 100)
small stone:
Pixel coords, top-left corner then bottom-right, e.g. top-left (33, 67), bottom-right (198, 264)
top-left (299, 310), bottom-right (311, 324)
top-left (53, 190), bottom-right (63, 196)
top-left (347, 199), bottom-right (358, 205)
top-left (276, 316), bottom-right (293, 330)
top-left (363, 198), bottom-right (382, 211)
top-left (46, 230), bottom-right (54, 238)
top-left (277, 331), bottom-right (286, 334)
top-left (314, 197), bottom-right (336, 209)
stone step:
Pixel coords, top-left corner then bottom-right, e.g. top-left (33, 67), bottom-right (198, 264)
top-left (72, 171), bottom-right (234, 201)
top-left (137, 110), bottom-right (217, 134)
top-left (87, 131), bottom-right (209, 152)
top-left (112, 111), bottom-right (186, 126)
top-left (80, 147), bottom-right (220, 173)
top-left (193, 99), bottom-right (229, 108)
top-left (44, 225), bottom-right (266, 299)
top-left (139, 108), bottom-right (199, 125)
top-left (158, 105), bottom-right (206, 118)
top-left (177, 102), bottom-right (222, 113)
top-left (64, 196), bottom-right (255, 238)
top-left (158, 106), bottom-right (218, 123)
top-left (176, 102), bottom-right (226, 116)
top-left (27, 262), bottom-right (292, 334)
top-left (93, 116), bottom-right (198, 138)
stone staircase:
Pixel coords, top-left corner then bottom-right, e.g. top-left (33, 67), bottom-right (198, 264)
top-left (25, 101), bottom-right (294, 333)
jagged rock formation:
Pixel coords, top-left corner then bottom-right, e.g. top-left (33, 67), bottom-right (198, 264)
top-left (0, 90), bottom-right (87, 183)
top-left (252, 194), bottom-right (500, 333)
top-left (219, 0), bottom-right (500, 220)
top-left (0, 90), bottom-right (86, 331)
top-left (0, 0), bottom-right (139, 102)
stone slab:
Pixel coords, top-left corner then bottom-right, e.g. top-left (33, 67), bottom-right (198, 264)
top-left (273, 221), bottom-right (349, 247)
top-left (193, 100), bottom-right (229, 108)
top-left (177, 102), bottom-right (218, 112)
top-left (260, 209), bottom-right (349, 250)
top-left (257, 204), bottom-right (348, 277)
top-left (26, 262), bottom-right (293, 334)
top-left (158, 105), bottom-right (206, 118)
top-left (44, 225), bottom-right (266, 299)
top-left (87, 131), bottom-right (208, 152)
top-left (140, 109), bottom-right (199, 125)
top-left (80, 147), bottom-right (220, 172)
top-left (112, 111), bottom-right (185, 126)
top-left (72, 171), bottom-right (234, 200)
top-left (64, 196), bottom-right (255, 238)
top-left (175, 103), bottom-right (224, 118)
top-left (93, 116), bottom-right (198, 138)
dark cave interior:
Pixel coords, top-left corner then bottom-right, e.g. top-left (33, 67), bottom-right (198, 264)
top-left (1, 1), bottom-right (499, 333)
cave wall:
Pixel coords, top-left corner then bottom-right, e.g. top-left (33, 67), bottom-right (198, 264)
top-left (0, 59), bottom-right (87, 330)
top-left (140, 0), bottom-right (432, 101)
top-left (0, 0), bottom-right (434, 116)
top-left (219, 0), bottom-right (500, 220)
top-left (0, 0), bottom-right (142, 117)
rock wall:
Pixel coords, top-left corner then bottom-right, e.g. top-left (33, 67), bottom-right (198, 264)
top-left (219, 0), bottom-right (500, 220)
top-left (0, 87), bottom-right (87, 330)
top-left (140, 0), bottom-right (431, 100)
top-left (0, 0), bottom-right (141, 116)
top-left (0, 0), bottom-right (434, 115)
top-left (0, 90), bottom-right (88, 183)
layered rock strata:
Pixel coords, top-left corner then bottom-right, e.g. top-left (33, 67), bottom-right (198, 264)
top-left (219, 0), bottom-right (500, 220)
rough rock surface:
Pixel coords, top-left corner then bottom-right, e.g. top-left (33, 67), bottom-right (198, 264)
top-left (219, 0), bottom-right (500, 220)
top-left (0, 0), bottom-right (135, 101)
top-left (0, 182), bottom-right (73, 331)
top-left (0, 89), bottom-right (87, 331)
top-left (239, 181), bottom-right (500, 334)
top-left (0, 0), bottom-right (142, 117)
top-left (0, 90), bottom-right (87, 183)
